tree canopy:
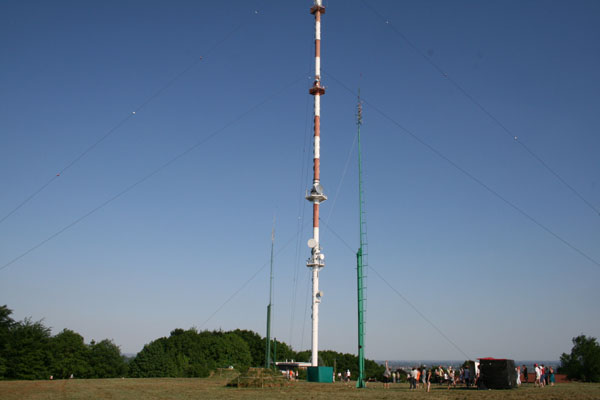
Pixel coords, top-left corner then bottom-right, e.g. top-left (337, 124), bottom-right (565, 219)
top-left (0, 305), bottom-right (127, 380)
top-left (49, 329), bottom-right (89, 379)
top-left (0, 305), bottom-right (16, 377)
top-left (559, 335), bottom-right (600, 382)
top-left (128, 328), bottom-right (252, 378)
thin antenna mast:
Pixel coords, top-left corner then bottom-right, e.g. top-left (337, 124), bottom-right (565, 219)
top-left (356, 90), bottom-right (367, 388)
top-left (265, 216), bottom-right (275, 368)
top-left (306, 0), bottom-right (327, 368)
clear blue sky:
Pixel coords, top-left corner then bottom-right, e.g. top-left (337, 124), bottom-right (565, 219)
top-left (1, 0), bottom-right (599, 361)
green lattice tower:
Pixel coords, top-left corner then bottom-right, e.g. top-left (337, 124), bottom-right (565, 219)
top-left (356, 91), bottom-right (367, 389)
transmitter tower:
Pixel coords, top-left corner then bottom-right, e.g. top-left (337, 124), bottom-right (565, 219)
top-left (306, 0), bottom-right (327, 368)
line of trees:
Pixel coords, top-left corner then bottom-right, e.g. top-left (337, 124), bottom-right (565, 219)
top-left (127, 328), bottom-right (385, 380)
top-left (0, 305), bottom-right (126, 380)
top-left (8, 303), bottom-right (600, 383)
top-left (0, 304), bottom-right (382, 381)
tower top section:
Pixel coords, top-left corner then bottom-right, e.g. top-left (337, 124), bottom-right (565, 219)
top-left (309, 0), bottom-right (325, 95)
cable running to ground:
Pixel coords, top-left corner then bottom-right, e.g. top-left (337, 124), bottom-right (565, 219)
top-left (360, 0), bottom-right (600, 218)
top-left (0, 8), bottom-right (262, 227)
top-left (320, 219), bottom-right (471, 360)
top-left (0, 75), bottom-right (305, 273)
top-left (369, 266), bottom-right (472, 360)
top-left (300, 270), bottom-right (311, 351)
top-left (288, 58), bottom-right (315, 349)
top-left (325, 128), bottom-right (358, 225)
top-left (200, 227), bottom-right (302, 329)
top-left (324, 71), bottom-right (600, 269)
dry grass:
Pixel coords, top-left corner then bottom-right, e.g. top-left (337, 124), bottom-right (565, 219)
top-left (1, 377), bottom-right (599, 400)
top-left (227, 367), bottom-right (287, 388)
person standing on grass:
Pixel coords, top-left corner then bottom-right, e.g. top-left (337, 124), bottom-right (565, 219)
top-left (534, 364), bottom-right (541, 387)
top-left (549, 366), bottom-right (555, 386)
top-left (464, 366), bottom-right (471, 388)
top-left (540, 364), bottom-right (547, 386)
top-left (426, 368), bottom-right (432, 392)
top-left (523, 365), bottom-right (528, 383)
top-left (383, 361), bottom-right (391, 389)
top-left (516, 365), bottom-right (521, 387)
top-left (474, 365), bottom-right (481, 389)
top-left (414, 367), bottom-right (420, 389)
top-left (540, 365), bottom-right (546, 387)
top-left (448, 367), bottom-right (456, 389)
top-left (410, 367), bottom-right (418, 389)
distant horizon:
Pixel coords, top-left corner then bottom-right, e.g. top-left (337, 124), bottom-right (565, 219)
top-left (120, 350), bottom-right (562, 366)
top-left (381, 359), bottom-right (560, 365)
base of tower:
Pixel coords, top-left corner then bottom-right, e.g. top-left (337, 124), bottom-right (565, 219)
top-left (307, 366), bottom-right (333, 383)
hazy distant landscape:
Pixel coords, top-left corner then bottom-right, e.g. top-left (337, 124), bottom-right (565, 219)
top-left (385, 360), bottom-right (560, 368)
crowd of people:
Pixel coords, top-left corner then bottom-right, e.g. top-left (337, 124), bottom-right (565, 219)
top-left (516, 364), bottom-right (555, 387)
top-left (381, 361), bottom-right (557, 391)
top-left (382, 363), bottom-right (478, 392)
top-left (520, 363), bottom-right (555, 387)
top-left (335, 369), bottom-right (352, 383)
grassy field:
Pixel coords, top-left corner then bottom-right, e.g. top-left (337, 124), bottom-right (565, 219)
top-left (1, 375), bottom-right (600, 400)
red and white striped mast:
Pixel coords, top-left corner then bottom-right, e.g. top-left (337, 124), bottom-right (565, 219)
top-left (306, 0), bottom-right (327, 367)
